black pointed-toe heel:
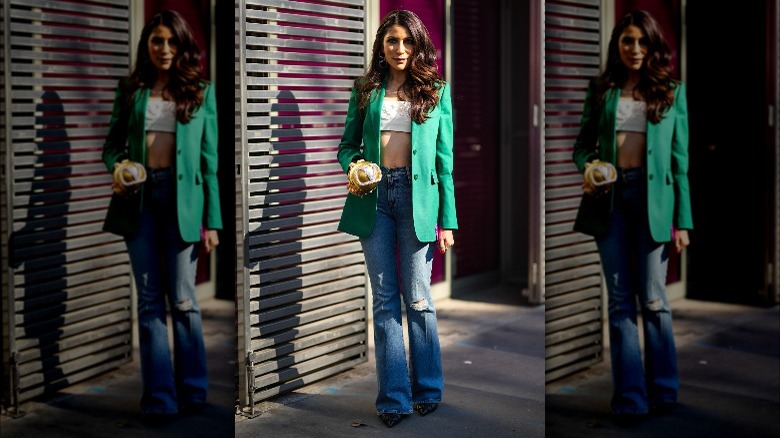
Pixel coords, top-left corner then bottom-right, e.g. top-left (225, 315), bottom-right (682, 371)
top-left (378, 413), bottom-right (403, 428)
top-left (413, 402), bottom-right (438, 416)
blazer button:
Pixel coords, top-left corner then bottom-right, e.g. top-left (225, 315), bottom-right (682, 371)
top-left (177, 149), bottom-right (182, 155)
top-left (413, 149), bottom-right (417, 155)
top-left (178, 174), bottom-right (183, 180)
top-left (413, 174), bottom-right (418, 180)
top-left (648, 174), bottom-right (654, 181)
top-left (647, 149), bottom-right (652, 155)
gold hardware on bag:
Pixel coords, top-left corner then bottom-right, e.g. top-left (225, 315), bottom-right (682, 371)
top-left (347, 159), bottom-right (382, 197)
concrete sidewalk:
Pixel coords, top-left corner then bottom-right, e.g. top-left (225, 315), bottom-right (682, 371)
top-left (235, 286), bottom-right (546, 438)
top-left (546, 299), bottom-right (780, 438)
top-left (0, 297), bottom-right (236, 438)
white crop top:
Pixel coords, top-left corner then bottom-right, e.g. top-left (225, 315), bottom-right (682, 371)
top-left (380, 100), bottom-right (412, 132)
top-left (145, 97), bottom-right (177, 133)
top-left (615, 97), bottom-right (647, 133)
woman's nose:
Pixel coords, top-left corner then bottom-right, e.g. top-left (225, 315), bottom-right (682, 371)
top-left (396, 42), bottom-right (406, 53)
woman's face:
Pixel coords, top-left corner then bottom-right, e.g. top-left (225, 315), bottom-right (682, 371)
top-left (618, 24), bottom-right (648, 72)
top-left (382, 25), bottom-right (415, 73)
top-left (147, 24), bottom-right (178, 73)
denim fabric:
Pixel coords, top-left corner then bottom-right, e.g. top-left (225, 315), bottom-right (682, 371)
top-left (596, 167), bottom-right (678, 414)
top-left (360, 166), bottom-right (443, 414)
top-left (125, 167), bottom-right (208, 414)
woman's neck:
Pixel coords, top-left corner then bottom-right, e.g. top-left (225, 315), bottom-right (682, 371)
top-left (387, 71), bottom-right (408, 89)
top-left (623, 71), bottom-right (640, 91)
top-left (153, 73), bottom-right (169, 91)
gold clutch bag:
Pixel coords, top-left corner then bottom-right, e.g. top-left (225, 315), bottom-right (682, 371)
top-left (347, 159), bottom-right (382, 197)
top-left (584, 160), bottom-right (617, 189)
top-left (113, 160), bottom-right (147, 194)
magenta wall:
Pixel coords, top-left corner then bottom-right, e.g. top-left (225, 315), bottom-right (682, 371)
top-left (145, 0), bottom-right (211, 79)
top-left (615, 0), bottom-right (681, 283)
top-left (379, 0), bottom-right (447, 283)
top-left (615, 0), bottom-right (681, 76)
top-left (379, 1), bottom-right (446, 77)
top-left (144, 1), bottom-right (212, 284)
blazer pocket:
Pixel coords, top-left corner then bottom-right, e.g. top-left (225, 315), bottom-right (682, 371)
top-left (430, 171), bottom-right (438, 185)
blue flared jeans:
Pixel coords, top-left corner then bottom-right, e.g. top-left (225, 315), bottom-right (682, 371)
top-left (124, 167), bottom-right (208, 415)
top-left (596, 166), bottom-right (678, 414)
top-left (359, 166), bottom-right (443, 415)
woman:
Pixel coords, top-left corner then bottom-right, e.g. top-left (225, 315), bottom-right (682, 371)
top-left (337, 9), bottom-right (457, 428)
top-left (102, 10), bottom-right (221, 420)
top-left (573, 10), bottom-right (692, 419)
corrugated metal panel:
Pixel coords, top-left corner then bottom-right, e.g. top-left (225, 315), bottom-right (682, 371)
top-left (543, 0), bottom-right (603, 383)
top-left (237, 0), bottom-right (368, 411)
top-left (1, 0), bottom-right (132, 409)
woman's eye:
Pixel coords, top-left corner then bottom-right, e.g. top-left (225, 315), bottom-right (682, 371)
top-left (404, 39), bottom-right (414, 45)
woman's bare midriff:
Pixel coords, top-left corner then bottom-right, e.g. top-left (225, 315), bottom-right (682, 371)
top-left (380, 131), bottom-right (412, 167)
top-left (146, 131), bottom-right (176, 169)
top-left (616, 131), bottom-right (646, 168)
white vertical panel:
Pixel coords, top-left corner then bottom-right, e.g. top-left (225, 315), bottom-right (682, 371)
top-left (774, 0), bottom-right (779, 303)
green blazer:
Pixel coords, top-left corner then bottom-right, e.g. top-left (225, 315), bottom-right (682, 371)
top-left (102, 81), bottom-right (222, 243)
top-left (337, 81), bottom-right (458, 242)
top-left (572, 82), bottom-right (693, 242)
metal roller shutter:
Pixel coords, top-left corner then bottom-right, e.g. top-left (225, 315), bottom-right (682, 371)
top-left (542, 0), bottom-right (604, 382)
top-left (1, 0), bottom-right (132, 411)
top-left (236, 0), bottom-right (368, 413)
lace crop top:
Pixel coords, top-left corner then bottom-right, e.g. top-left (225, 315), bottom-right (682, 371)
top-left (145, 98), bottom-right (177, 133)
top-left (615, 97), bottom-right (647, 133)
top-left (380, 100), bottom-right (412, 132)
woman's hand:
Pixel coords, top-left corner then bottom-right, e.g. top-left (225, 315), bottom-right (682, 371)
top-left (204, 229), bottom-right (220, 253)
top-left (581, 161), bottom-right (597, 195)
top-left (438, 229), bottom-right (454, 254)
top-left (674, 229), bottom-right (690, 254)
top-left (111, 161), bottom-right (126, 195)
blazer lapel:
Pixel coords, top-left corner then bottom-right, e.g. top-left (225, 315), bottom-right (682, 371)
top-left (604, 88), bottom-right (619, 164)
top-left (367, 82), bottom-right (385, 163)
top-left (131, 88), bottom-right (149, 165)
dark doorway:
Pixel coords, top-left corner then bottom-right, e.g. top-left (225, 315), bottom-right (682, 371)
top-left (686, 0), bottom-right (772, 304)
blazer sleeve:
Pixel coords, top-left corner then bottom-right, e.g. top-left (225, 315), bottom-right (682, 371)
top-left (102, 81), bottom-right (130, 172)
top-left (200, 83), bottom-right (223, 230)
top-left (572, 83), bottom-right (600, 173)
top-left (337, 84), bottom-right (366, 173)
top-left (671, 82), bottom-right (693, 230)
top-left (436, 83), bottom-right (458, 230)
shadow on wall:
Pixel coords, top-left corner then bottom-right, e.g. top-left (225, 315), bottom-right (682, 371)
top-left (10, 90), bottom-right (71, 402)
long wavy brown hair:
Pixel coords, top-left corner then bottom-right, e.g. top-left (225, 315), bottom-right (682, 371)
top-left (124, 10), bottom-right (205, 123)
top-left (594, 10), bottom-right (677, 123)
top-left (356, 9), bottom-right (444, 124)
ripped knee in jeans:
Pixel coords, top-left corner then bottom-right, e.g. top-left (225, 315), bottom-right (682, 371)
top-left (410, 299), bottom-right (430, 312)
top-left (175, 298), bottom-right (194, 312)
top-left (645, 299), bottom-right (665, 312)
